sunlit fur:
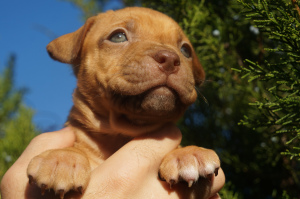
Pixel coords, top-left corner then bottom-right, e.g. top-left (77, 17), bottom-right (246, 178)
top-left (47, 7), bottom-right (205, 138)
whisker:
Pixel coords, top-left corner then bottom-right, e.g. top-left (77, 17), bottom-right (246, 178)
top-left (195, 86), bottom-right (209, 106)
top-left (196, 78), bottom-right (215, 86)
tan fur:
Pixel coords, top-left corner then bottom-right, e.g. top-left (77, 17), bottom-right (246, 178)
top-left (27, 7), bottom-right (219, 198)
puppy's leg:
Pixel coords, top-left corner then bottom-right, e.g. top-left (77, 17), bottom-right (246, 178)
top-left (159, 146), bottom-right (220, 188)
top-left (27, 147), bottom-right (90, 199)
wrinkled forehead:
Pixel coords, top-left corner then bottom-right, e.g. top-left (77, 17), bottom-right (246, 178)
top-left (91, 8), bottom-right (188, 43)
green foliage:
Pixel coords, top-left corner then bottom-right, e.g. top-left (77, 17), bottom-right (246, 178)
top-left (219, 182), bottom-right (243, 199)
top-left (235, 0), bottom-right (300, 196)
top-left (0, 55), bottom-right (23, 124)
top-left (0, 56), bottom-right (39, 180)
top-left (237, 0), bottom-right (300, 160)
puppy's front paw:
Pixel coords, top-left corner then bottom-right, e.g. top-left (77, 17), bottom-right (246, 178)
top-left (27, 148), bottom-right (91, 198)
top-left (159, 146), bottom-right (220, 188)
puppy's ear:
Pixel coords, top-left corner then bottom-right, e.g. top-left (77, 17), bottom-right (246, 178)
top-left (192, 51), bottom-right (205, 86)
top-left (46, 16), bottom-right (96, 64)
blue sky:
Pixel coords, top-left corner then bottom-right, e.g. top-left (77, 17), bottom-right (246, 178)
top-left (0, 0), bottom-right (121, 131)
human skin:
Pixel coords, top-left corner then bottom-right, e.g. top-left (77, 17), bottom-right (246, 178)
top-left (0, 126), bottom-right (225, 199)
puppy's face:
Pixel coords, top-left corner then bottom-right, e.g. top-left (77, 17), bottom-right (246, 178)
top-left (47, 7), bottom-right (205, 135)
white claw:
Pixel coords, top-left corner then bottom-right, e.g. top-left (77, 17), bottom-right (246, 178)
top-left (188, 180), bottom-right (193, 187)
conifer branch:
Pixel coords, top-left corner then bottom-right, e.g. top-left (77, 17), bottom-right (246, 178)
top-left (292, 0), bottom-right (300, 17)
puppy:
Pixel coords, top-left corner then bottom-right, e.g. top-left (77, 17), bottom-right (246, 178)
top-left (27, 7), bottom-right (220, 198)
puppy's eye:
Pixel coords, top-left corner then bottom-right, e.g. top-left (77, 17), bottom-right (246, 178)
top-left (180, 44), bottom-right (192, 58)
top-left (109, 32), bottom-right (128, 43)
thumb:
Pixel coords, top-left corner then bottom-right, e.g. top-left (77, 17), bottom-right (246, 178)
top-left (108, 123), bottom-right (182, 173)
top-left (83, 124), bottom-right (182, 197)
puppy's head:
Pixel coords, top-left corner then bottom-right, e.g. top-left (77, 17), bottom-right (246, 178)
top-left (47, 7), bottom-right (205, 136)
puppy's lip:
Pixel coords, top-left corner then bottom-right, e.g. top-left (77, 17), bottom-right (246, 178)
top-left (139, 79), bottom-right (184, 97)
top-left (145, 85), bottom-right (176, 96)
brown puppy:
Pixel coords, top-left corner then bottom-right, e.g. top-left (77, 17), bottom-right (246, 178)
top-left (27, 7), bottom-right (220, 198)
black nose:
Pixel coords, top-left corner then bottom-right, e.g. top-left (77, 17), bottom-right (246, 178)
top-left (153, 50), bottom-right (180, 74)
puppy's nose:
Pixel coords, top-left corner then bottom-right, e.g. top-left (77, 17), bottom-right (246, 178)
top-left (153, 50), bottom-right (180, 74)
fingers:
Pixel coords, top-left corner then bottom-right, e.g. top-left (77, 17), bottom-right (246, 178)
top-left (204, 168), bottom-right (225, 199)
top-left (210, 168), bottom-right (225, 195)
top-left (82, 124), bottom-right (182, 198)
top-left (0, 128), bottom-right (75, 199)
top-left (82, 124), bottom-right (223, 199)
top-left (1, 125), bottom-right (224, 199)
top-left (130, 123), bottom-right (182, 164)
top-left (107, 123), bottom-right (182, 174)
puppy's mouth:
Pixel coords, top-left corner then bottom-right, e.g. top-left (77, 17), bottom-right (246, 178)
top-left (110, 85), bottom-right (184, 120)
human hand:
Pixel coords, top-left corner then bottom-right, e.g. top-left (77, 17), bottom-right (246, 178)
top-left (0, 126), bottom-right (225, 199)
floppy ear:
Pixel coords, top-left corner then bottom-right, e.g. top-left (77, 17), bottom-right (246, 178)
top-left (46, 16), bottom-right (96, 64)
top-left (192, 51), bottom-right (205, 86)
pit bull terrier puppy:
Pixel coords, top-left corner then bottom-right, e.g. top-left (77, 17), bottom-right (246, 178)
top-left (27, 7), bottom-right (220, 198)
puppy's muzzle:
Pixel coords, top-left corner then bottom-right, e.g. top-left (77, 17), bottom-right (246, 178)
top-left (153, 50), bottom-right (180, 75)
